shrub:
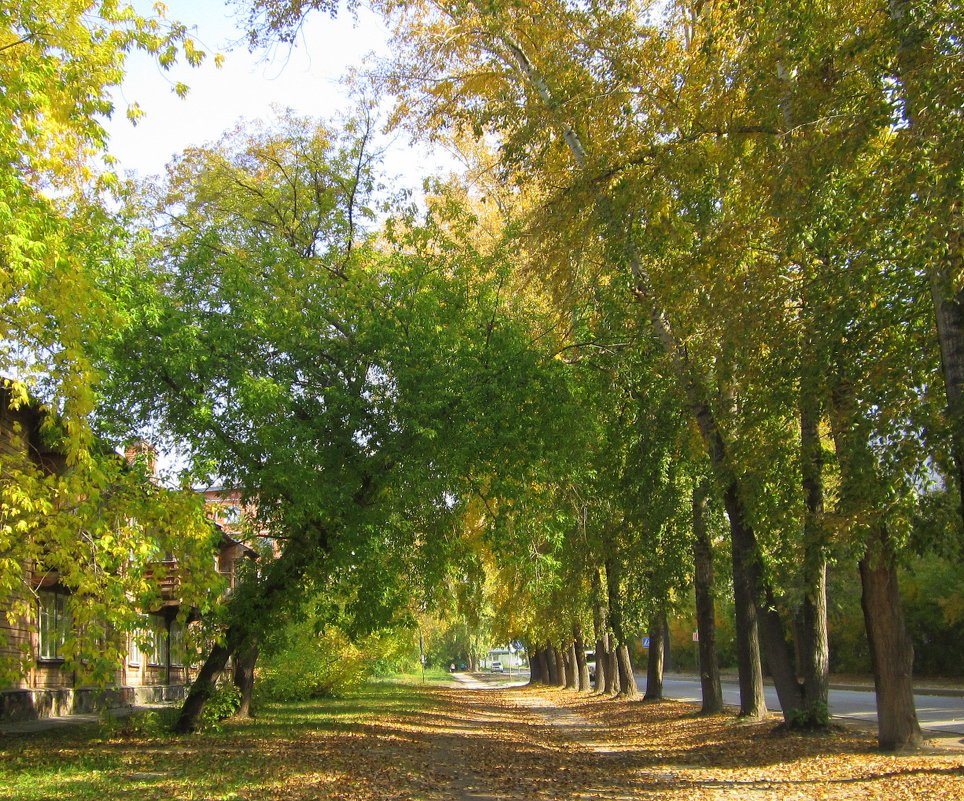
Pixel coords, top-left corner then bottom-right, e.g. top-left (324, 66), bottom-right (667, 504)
top-left (258, 625), bottom-right (374, 702)
top-left (198, 681), bottom-right (242, 731)
top-left (99, 706), bottom-right (179, 739)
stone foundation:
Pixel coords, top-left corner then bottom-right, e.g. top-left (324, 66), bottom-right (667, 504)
top-left (0, 684), bottom-right (188, 722)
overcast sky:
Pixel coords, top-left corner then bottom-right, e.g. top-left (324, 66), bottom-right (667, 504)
top-left (105, 1), bottom-right (447, 185)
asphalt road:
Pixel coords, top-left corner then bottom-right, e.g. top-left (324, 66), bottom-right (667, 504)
top-left (647, 673), bottom-right (964, 737)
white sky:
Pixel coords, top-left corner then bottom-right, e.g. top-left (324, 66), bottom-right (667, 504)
top-left (105, 0), bottom-right (450, 187)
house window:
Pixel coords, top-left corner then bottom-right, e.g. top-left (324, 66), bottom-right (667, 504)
top-left (147, 615), bottom-right (168, 666)
top-left (169, 620), bottom-right (186, 667)
top-left (222, 504), bottom-right (241, 525)
top-left (38, 590), bottom-right (71, 661)
top-left (128, 627), bottom-right (145, 667)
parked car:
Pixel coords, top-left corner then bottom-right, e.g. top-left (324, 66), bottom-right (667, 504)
top-left (490, 662), bottom-right (504, 672)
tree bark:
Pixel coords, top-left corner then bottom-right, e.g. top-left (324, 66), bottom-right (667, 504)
top-left (725, 492), bottom-right (767, 720)
top-left (537, 646), bottom-right (551, 686)
top-left (591, 568), bottom-right (608, 692)
top-left (860, 543), bottom-right (924, 751)
top-left (692, 478), bottom-right (723, 714)
top-left (644, 609), bottom-right (665, 701)
top-left (791, 282), bottom-right (833, 725)
top-left (175, 640), bottom-right (234, 733)
top-left (232, 638), bottom-right (259, 719)
top-left (615, 644), bottom-right (637, 697)
top-left (829, 379), bottom-right (923, 750)
top-left (605, 559), bottom-right (638, 697)
top-left (797, 380), bottom-right (830, 721)
top-left (554, 646), bottom-right (567, 688)
top-left (573, 626), bottom-right (591, 691)
top-left (546, 645), bottom-right (560, 685)
top-left (563, 642), bottom-right (577, 689)
top-left (603, 634), bottom-right (619, 695)
top-left (593, 636), bottom-right (606, 692)
top-left (528, 646), bottom-right (543, 684)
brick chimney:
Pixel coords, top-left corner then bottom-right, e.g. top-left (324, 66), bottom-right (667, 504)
top-left (124, 440), bottom-right (158, 478)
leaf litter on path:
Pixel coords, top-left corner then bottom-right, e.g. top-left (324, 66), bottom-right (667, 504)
top-left (1, 681), bottom-right (962, 800)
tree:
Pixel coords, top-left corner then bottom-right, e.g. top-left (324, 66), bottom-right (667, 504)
top-left (103, 113), bottom-right (576, 729)
top-left (1, 0), bottom-right (210, 440)
top-left (0, 3), bottom-right (228, 681)
top-left (233, 0), bottom-right (958, 747)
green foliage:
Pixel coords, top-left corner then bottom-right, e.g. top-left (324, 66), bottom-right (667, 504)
top-left (98, 706), bottom-right (180, 739)
top-left (259, 622), bottom-right (394, 701)
top-left (199, 682), bottom-right (243, 730)
top-left (900, 553), bottom-right (964, 676)
top-left (0, 0), bottom-right (210, 439)
top-left (786, 701), bottom-right (831, 731)
top-left (0, 1), bottom-right (225, 688)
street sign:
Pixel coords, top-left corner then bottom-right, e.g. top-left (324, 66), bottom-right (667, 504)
top-left (642, 637), bottom-right (650, 648)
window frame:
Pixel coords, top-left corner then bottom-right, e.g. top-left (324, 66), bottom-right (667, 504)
top-left (169, 619), bottom-right (186, 667)
top-left (37, 589), bottom-right (71, 662)
top-left (147, 615), bottom-right (168, 667)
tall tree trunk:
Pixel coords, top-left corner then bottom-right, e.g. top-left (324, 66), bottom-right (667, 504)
top-left (537, 647), bottom-right (551, 686)
top-left (573, 626), bottom-right (591, 691)
top-left (615, 645), bottom-right (636, 697)
top-left (176, 641), bottom-right (234, 733)
top-left (563, 642), bottom-right (577, 689)
top-left (644, 609), bottom-right (666, 701)
top-left (232, 638), bottom-right (259, 719)
top-left (829, 379), bottom-right (923, 750)
top-left (860, 543), bottom-right (923, 751)
top-left (692, 478), bottom-right (724, 714)
top-left (528, 646), bottom-right (543, 685)
top-left (797, 374), bottom-right (830, 722)
top-left (605, 559), bottom-right (638, 697)
top-left (546, 645), bottom-right (560, 686)
top-left (603, 634), bottom-right (619, 695)
top-left (594, 636), bottom-right (606, 692)
top-left (725, 495), bottom-right (767, 720)
top-left (592, 568), bottom-right (608, 692)
top-left (175, 538), bottom-right (314, 732)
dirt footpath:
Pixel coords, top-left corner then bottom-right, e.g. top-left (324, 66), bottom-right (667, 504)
top-left (2, 678), bottom-right (962, 801)
top-left (406, 677), bottom-right (964, 801)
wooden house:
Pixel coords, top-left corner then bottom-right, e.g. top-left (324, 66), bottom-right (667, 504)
top-left (0, 383), bottom-right (255, 723)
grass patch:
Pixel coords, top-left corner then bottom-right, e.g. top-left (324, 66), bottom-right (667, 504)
top-left (375, 666), bottom-right (454, 686)
top-left (0, 678), bottom-right (445, 801)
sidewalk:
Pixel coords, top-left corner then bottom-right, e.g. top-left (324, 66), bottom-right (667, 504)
top-left (660, 670), bottom-right (964, 698)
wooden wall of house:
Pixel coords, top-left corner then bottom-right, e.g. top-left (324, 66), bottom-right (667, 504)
top-left (0, 610), bottom-right (31, 691)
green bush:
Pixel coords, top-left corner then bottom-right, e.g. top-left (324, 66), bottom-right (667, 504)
top-left (98, 706), bottom-right (179, 739)
top-left (258, 625), bottom-right (375, 702)
top-left (199, 681), bottom-right (242, 730)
